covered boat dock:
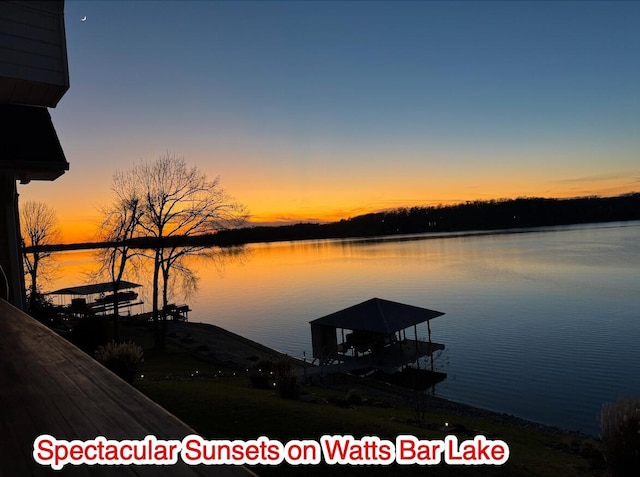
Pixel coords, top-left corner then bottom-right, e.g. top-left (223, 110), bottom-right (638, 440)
top-left (49, 280), bottom-right (144, 316)
top-left (308, 298), bottom-right (446, 377)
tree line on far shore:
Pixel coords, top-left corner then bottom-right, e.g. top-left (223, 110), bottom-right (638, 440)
top-left (25, 193), bottom-right (640, 253)
top-left (212, 193), bottom-right (640, 245)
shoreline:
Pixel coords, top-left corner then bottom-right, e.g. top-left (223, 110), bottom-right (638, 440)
top-left (35, 216), bottom-right (640, 252)
top-left (153, 320), bottom-right (594, 439)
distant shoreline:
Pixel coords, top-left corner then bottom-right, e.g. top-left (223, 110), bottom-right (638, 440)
top-left (33, 214), bottom-right (640, 253)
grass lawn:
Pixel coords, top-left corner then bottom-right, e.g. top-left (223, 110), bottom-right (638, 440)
top-left (124, 324), bottom-right (604, 477)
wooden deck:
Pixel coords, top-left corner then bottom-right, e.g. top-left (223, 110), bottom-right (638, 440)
top-left (0, 299), bottom-right (253, 476)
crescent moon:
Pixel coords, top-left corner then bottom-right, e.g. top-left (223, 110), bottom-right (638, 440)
top-left (81, 16), bottom-right (87, 22)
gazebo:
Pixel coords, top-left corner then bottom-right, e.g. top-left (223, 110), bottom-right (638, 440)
top-left (309, 298), bottom-right (445, 374)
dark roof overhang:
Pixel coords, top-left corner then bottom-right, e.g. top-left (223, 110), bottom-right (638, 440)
top-left (0, 104), bottom-right (69, 182)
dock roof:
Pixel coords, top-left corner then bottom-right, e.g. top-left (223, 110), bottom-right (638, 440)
top-left (310, 297), bottom-right (444, 334)
top-left (49, 280), bottom-right (142, 296)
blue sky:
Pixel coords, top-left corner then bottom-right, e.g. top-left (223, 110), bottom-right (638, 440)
top-left (21, 1), bottom-right (640, 241)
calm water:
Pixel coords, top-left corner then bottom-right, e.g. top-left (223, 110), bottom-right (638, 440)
top-left (49, 221), bottom-right (640, 435)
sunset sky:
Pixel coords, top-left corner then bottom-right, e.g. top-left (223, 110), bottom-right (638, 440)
top-left (19, 1), bottom-right (640, 243)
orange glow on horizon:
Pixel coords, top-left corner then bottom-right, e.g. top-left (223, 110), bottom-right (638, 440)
top-left (246, 191), bottom-right (640, 227)
top-left (23, 178), bottom-right (639, 244)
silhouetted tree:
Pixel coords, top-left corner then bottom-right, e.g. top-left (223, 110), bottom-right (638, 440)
top-left (20, 200), bottom-right (60, 313)
top-left (116, 153), bottom-right (248, 349)
top-left (95, 175), bottom-right (143, 342)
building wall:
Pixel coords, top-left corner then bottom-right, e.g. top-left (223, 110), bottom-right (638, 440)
top-left (0, 1), bottom-right (68, 309)
top-left (0, 174), bottom-right (24, 308)
top-left (0, 0), bottom-right (69, 107)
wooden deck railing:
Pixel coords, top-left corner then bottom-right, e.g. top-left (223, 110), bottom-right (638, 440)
top-left (0, 299), bottom-right (253, 476)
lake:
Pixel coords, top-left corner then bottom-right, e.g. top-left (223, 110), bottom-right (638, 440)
top-left (47, 221), bottom-right (640, 436)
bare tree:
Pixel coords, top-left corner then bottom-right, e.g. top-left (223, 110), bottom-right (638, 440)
top-left (20, 200), bottom-right (60, 312)
top-left (117, 153), bottom-right (248, 349)
top-left (161, 253), bottom-right (199, 304)
top-left (95, 174), bottom-right (143, 342)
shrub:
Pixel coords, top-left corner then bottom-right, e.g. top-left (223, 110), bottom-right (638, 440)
top-left (275, 358), bottom-right (299, 399)
top-left (249, 359), bottom-right (275, 389)
top-left (249, 371), bottom-right (273, 389)
top-left (95, 341), bottom-right (144, 384)
top-left (248, 357), bottom-right (299, 398)
top-left (26, 291), bottom-right (58, 323)
top-left (600, 398), bottom-right (640, 477)
top-left (346, 388), bottom-right (363, 404)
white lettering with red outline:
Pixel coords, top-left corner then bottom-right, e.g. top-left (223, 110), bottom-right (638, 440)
top-left (33, 433), bottom-right (509, 469)
top-left (445, 435), bottom-right (509, 465)
top-left (33, 434), bottom-right (180, 470)
top-left (180, 434), bottom-right (284, 465)
top-left (320, 435), bottom-right (395, 465)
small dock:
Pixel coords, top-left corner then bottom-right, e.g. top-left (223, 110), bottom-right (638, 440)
top-left (49, 280), bottom-right (145, 318)
top-left (164, 303), bottom-right (191, 321)
top-left (48, 281), bottom-right (191, 324)
top-left (125, 304), bottom-right (191, 323)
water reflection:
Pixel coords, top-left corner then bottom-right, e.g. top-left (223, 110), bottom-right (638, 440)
top-left (46, 245), bottom-right (251, 308)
